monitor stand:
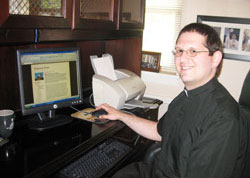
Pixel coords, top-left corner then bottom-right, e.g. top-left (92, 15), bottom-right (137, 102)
top-left (28, 110), bottom-right (72, 131)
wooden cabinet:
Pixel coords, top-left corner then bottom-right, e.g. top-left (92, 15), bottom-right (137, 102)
top-left (119, 0), bottom-right (145, 29)
top-left (0, 0), bottom-right (145, 30)
top-left (0, 0), bottom-right (145, 110)
top-left (73, 0), bottom-right (145, 30)
top-left (0, 0), bottom-right (72, 29)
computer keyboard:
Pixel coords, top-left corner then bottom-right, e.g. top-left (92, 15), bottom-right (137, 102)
top-left (59, 138), bottom-right (132, 178)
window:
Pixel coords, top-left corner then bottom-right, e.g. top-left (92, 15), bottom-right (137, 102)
top-left (142, 0), bottom-right (183, 74)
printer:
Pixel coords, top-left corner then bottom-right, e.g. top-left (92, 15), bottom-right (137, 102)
top-left (91, 54), bottom-right (158, 109)
top-left (92, 69), bottom-right (146, 109)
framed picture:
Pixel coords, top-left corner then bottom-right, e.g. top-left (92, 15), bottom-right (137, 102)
top-left (197, 15), bottom-right (250, 62)
top-left (141, 51), bottom-right (161, 72)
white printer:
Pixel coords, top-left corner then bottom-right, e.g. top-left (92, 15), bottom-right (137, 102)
top-left (91, 54), bottom-right (158, 109)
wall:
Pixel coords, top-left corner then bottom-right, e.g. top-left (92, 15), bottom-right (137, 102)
top-left (142, 0), bottom-right (250, 118)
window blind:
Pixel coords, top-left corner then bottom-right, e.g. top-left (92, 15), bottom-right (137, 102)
top-left (142, 0), bottom-right (183, 74)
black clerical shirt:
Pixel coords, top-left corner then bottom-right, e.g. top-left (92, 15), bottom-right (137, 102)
top-left (154, 77), bottom-right (247, 178)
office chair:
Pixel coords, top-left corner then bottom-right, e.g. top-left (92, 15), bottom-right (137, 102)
top-left (143, 142), bottom-right (161, 164)
top-left (239, 70), bottom-right (250, 110)
top-left (239, 70), bottom-right (250, 178)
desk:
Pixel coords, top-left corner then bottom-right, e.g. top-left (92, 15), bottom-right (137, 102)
top-left (0, 102), bottom-right (161, 178)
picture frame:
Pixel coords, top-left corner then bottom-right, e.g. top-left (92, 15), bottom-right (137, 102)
top-left (197, 15), bottom-right (250, 62)
top-left (141, 51), bottom-right (161, 72)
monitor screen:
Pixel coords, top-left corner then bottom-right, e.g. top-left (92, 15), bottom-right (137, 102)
top-left (17, 47), bottom-right (83, 130)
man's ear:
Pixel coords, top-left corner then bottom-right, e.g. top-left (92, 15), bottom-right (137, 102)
top-left (211, 51), bottom-right (222, 68)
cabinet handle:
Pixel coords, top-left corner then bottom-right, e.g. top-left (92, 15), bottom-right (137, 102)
top-left (34, 28), bottom-right (39, 43)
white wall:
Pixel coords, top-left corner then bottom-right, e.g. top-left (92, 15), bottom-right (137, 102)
top-left (142, 0), bottom-right (250, 118)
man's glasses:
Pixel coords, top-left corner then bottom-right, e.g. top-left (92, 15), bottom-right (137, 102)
top-left (172, 49), bottom-right (209, 57)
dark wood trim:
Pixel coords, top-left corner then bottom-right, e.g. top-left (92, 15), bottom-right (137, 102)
top-left (0, 0), bottom-right (9, 26)
top-left (38, 29), bottom-right (143, 42)
top-left (114, 0), bottom-right (121, 30)
top-left (0, 29), bottom-right (34, 45)
top-left (119, 21), bottom-right (144, 30)
top-left (1, 15), bottom-right (71, 29)
top-left (64, 0), bottom-right (73, 26)
top-left (0, 28), bottom-right (142, 45)
top-left (73, 19), bottom-right (116, 30)
top-left (140, 0), bottom-right (146, 29)
top-left (72, 0), bottom-right (80, 29)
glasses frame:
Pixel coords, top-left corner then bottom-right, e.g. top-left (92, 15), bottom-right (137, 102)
top-left (172, 49), bottom-right (209, 57)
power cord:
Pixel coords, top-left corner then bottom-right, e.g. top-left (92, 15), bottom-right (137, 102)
top-left (89, 93), bottom-right (95, 107)
top-left (70, 106), bottom-right (81, 112)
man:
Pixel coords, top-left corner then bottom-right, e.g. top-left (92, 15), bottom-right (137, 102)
top-left (97, 23), bottom-right (247, 178)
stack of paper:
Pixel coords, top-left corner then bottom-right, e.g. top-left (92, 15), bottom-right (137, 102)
top-left (90, 54), bottom-right (117, 81)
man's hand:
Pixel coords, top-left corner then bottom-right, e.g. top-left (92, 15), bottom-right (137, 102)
top-left (96, 103), bottom-right (127, 121)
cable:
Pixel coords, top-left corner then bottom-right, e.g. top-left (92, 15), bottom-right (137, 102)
top-left (89, 93), bottom-right (95, 107)
top-left (70, 106), bottom-right (92, 116)
top-left (70, 106), bottom-right (81, 112)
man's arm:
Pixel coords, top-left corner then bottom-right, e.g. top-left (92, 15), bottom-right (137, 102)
top-left (97, 104), bottom-right (162, 142)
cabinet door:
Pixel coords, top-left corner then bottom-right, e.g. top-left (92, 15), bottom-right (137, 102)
top-left (119, 0), bottom-right (145, 29)
top-left (0, 0), bottom-right (72, 29)
top-left (72, 0), bottom-right (117, 30)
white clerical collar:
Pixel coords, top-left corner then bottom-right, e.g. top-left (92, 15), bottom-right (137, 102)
top-left (184, 89), bottom-right (189, 97)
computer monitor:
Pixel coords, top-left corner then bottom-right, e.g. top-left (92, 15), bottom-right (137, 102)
top-left (17, 47), bottom-right (83, 131)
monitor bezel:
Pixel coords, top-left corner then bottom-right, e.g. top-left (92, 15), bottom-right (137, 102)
top-left (17, 47), bottom-right (83, 116)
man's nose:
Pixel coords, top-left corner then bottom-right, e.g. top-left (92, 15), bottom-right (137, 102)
top-left (180, 52), bottom-right (190, 62)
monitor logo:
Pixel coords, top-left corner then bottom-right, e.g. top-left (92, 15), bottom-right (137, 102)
top-left (53, 104), bottom-right (58, 109)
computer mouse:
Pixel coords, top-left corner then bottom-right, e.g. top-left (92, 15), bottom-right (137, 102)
top-left (91, 109), bottom-right (108, 117)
